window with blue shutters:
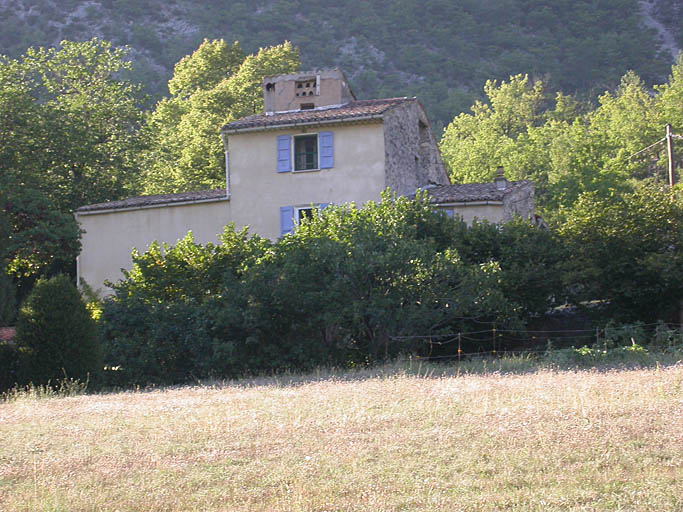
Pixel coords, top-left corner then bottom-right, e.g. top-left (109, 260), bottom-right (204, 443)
top-left (280, 203), bottom-right (330, 236)
top-left (277, 135), bottom-right (291, 173)
top-left (278, 132), bottom-right (334, 173)
top-left (319, 132), bottom-right (334, 169)
top-left (280, 206), bottom-right (294, 236)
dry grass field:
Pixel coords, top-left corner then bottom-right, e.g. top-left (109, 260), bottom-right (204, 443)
top-left (1, 362), bottom-right (682, 511)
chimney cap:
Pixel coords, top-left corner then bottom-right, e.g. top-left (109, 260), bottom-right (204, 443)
top-left (494, 166), bottom-right (507, 190)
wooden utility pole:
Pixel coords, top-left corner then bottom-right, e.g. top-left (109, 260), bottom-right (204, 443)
top-left (666, 124), bottom-right (675, 187)
top-left (628, 124), bottom-right (681, 186)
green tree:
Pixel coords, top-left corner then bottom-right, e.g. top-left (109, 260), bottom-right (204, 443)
top-left (224, 192), bottom-right (513, 365)
top-left (0, 187), bottom-right (81, 282)
top-left (99, 193), bottom-right (521, 385)
top-left (0, 272), bottom-right (16, 326)
top-left (100, 227), bottom-right (269, 386)
top-left (15, 274), bottom-right (101, 385)
top-left (557, 184), bottom-right (683, 323)
top-left (454, 218), bottom-right (566, 317)
top-left (656, 55), bottom-right (683, 182)
top-left (439, 74), bottom-right (547, 184)
top-left (141, 40), bottom-right (299, 193)
top-left (0, 39), bottom-right (144, 212)
top-left (439, 66), bottom-right (682, 213)
top-left (168, 40), bottom-right (244, 99)
top-left (0, 39), bottom-right (143, 301)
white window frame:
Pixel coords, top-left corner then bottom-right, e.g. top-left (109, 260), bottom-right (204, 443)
top-left (294, 205), bottom-right (320, 222)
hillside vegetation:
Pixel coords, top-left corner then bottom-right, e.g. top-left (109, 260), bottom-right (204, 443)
top-left (0, 0), bottom-right (680, 130)
top-left (2, 364), bottom-right (681, 511)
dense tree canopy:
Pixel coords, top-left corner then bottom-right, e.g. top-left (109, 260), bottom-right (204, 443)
top-left (140, 40), bottom-right (299, 193)
top-left (439, 57), bottom-right (683, 213)
top-left (0, 39), bottom-right (144, 211)
top-left (0, 39), bottom-right (144, 297)
top-left (558, 183), bottom-right (683, 323)
top-left (1, 0), bottom-right (676, 131)
top-left (100, 193), bottom-right (529, 385)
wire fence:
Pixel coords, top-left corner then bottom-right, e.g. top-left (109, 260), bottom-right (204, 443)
top-left (388, 322), bottom-right (683, 361)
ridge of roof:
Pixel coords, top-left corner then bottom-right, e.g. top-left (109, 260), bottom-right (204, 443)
top-left (222, 97), bottom-right (415, 133)
top-left (76, 189), bottom-right (228, 213)
top-left (419, 180), bottom-right (533, 203)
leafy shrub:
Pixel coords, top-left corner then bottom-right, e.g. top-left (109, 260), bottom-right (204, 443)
top-left (99, 193), bottom-right (522, 386)
top-left (99, 297), bottom-right (214, 387)
top-left (15, 274), bottom-right (101, 386)
top-left (602, 322), bottom-right (649, 348)
top-left (651, 321), bottom-right (683, 350)
top-left (100, 227), bottom-right (268, 386)
top-left (0, 343), bottom-right (19, 391)
top-left (558, 184), bottom-right (683, 323)
top-left (454, 218), bottom-right (565, 317)
top-left (0, 272), bottom-right (16, 326)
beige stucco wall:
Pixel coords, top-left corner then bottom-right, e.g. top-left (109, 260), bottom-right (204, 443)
top-left (227, 121), bottom-right (387, 240)
top-left (76, 199), bottom-right (231, 295)
top-left (436, 203), bottom-right (505, 225)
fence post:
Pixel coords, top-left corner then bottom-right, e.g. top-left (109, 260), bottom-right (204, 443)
top-left (458, 332), bottom-right (462, 362)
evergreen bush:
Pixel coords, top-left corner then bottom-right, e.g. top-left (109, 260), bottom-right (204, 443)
top-left (15, 274), bottom-right (101, 386)
top-left (0, 343), bottom-right (19, 392)
top-left (0, 272), bottom-right (16, 326)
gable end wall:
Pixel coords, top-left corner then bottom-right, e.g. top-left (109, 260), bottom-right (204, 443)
top-left (383, 102), bottom-right (449, 196)
top-left (502, 183), bottom-right (535, 221)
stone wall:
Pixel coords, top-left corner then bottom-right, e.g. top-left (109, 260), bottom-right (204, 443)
top-left (383, 101), bottom-right (449, 196)
top-left (502, 182), bottom-right (534, 221)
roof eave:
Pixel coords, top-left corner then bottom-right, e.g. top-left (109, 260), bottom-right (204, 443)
top-left (75, 195), bottom-right (230, 216)
top-left (433, 200), bottom-right (504, 207)
top-left (221, 113), bottom-right (385, 135)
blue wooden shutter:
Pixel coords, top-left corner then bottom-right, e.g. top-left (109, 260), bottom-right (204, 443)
top-left (280, 206), bottom-right (294, 236)
top-left (319, 131), bottom-right (334, 169)
top-left (277, 135), bottom-right (291, 173)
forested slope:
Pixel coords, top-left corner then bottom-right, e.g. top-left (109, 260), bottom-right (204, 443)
top-left (0, 0), bottom-right (680, 130)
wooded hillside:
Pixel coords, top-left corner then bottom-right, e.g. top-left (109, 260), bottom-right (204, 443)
top-left (0, 0), bottom-right (680, 130)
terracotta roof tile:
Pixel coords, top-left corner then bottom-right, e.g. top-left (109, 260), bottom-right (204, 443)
top-left (222, 98), bottom-right (414, 132)
top-left (76, 189), bottom-right (228, 213)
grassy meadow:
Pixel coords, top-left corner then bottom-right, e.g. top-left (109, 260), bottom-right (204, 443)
top-left (1, 359), bottom-right (682, 511)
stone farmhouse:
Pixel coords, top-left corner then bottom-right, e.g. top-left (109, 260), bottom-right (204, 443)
top-left (75, 69), bottom-right (534, 293)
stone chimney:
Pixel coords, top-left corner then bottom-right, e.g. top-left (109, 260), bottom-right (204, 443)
top-left (262, 69), bottom-right (355, 114)
top-left (494, 166), bottom-right (507, 191)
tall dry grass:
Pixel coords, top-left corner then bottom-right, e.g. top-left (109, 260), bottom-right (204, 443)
top-left (1, 363), bottom-right (681, 511)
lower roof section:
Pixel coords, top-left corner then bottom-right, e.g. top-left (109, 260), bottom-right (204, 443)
top-left (75, 189), bottom-right (228, 214)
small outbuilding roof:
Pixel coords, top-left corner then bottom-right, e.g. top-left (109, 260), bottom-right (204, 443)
top-left (222, 97), bottom-right (414, 133)
top-left (418, 180), bottom-right (533, 204)
top-left (75, 189), bottom-right (228, 214)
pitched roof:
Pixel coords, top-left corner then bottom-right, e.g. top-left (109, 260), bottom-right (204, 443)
top-left (222, 98), bottom-right (414, 133)
top-left (420, 180), bottom-right (533, 203)
top-left (76, 189), bottom-right (228, 213)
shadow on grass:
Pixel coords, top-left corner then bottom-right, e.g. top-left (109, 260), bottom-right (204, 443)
top-left (5, 345), bottom-right (682, 399)
top-left (196, 344), bottom-right (683, 390)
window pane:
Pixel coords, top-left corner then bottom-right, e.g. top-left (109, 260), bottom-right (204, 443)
top-left (298, 208), bottom-right (314, 221)
top-left (294, 135), bottom-right (318, 170)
